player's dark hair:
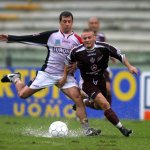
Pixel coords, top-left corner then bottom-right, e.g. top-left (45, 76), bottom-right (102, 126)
top-left (59, 11), bottom-right (73, 22)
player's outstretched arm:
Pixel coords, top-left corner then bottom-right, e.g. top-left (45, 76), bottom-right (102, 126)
top-left (1, 31), bottom-right (53, 46)
top-left (0, 34), bottom-right (8, 42)
top-left (124, 57), bottom-right (138, 75)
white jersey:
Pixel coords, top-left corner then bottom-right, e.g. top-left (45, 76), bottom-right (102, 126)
top-left (8, 29), bottom-right (82, 75)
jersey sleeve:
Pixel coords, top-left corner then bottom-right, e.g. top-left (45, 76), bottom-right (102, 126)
top-left (100, 42), bottom-right (125, 64)
top-left (74, 33), bottom-right (83, 44)
top-left (7, 30), bottom-right (57, 47)
top-left (102, 34), bottom-right (106, 42)
top-left (96, 32), bottom-right (106, 42)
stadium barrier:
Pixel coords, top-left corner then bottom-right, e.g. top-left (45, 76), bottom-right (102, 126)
top-left (0, 67), bottom-right (140, 119)
top-left (0, 14), bottom-right (18, 20)
top-left (140, 72), bottom-right (150, 120)
top-left (5, 3), bottom-right (41, 11)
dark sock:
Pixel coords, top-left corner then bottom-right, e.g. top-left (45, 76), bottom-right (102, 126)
top-left (104, 108), bottom-right (119, 126)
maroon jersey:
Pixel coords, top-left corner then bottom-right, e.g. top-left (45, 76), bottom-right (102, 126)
top-left (65, 41), bottom-right (125, 81)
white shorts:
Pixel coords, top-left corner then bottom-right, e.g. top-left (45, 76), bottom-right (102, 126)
top-left (79, 75), bottom-right (83, 89)
top-left (29, 71), bottom-right (78, 89)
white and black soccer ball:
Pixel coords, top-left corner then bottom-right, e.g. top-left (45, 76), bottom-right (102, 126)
top-left (49, 121), bottom-right (68, 137)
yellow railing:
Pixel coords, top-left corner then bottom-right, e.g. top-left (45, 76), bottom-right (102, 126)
top-left (0, 14), bottom-right (18, 20)
top-left (5, 3), bottom-right (41, 11)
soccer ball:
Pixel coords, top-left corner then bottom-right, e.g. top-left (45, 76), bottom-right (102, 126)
top-left (49, 121), bottom-right (68, 137)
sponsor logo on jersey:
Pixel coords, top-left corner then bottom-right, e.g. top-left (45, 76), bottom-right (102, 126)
top-left (87, 53), bottom-right (96, 56)
top-left (97, 55), bottom-right (103, 62)
top-left (55, 39), bottom-right (61, 46)
top-left (93, 79), bottom-right (98, 85)
top-left (86, 69), bottom-right (101, 75)
top-left (52, 47), bottom-right (70, 54)
top-left (91, 64), bottom-right (97, 71)
top-left (90, 57), bottom-right (95, 63)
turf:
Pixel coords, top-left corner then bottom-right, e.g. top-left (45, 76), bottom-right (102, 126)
top-left (0, 116), bottom-right (150, 150)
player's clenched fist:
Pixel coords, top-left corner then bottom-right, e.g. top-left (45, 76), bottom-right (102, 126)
top-left (0, 34), bottom-right (8, 42)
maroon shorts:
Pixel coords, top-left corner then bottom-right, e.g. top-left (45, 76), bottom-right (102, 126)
top-left (82, 76), bottom-right (107, 100)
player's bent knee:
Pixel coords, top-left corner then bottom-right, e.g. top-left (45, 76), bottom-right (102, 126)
top-left (73, 94), bottom-right (83, 102)
top-left (75, 99), bottom-right (84, 107)
top-left (18, 91), bottom-right (29, 99)
top-left (99, 101), bottom-right (110, 110)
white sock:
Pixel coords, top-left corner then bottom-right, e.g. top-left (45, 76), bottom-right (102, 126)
top-left (83, 98), bottom-right (89, 103)
top-left (14, 77), bottom-right (20, 84)
top-left (116, 122), bottom-right (123, 129)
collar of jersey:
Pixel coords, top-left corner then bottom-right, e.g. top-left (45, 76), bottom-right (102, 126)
top-left (85, 44), bottom-right (95, 52)
top-left (59, 29), bottom-right (74, 39)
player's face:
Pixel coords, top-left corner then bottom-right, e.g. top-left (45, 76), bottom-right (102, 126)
top-left (81, 31), bottom-right (96, 49)
top-left (60, 16), bottom-right (73, 34)
top-left (88, 18), bottom-right (100, 34)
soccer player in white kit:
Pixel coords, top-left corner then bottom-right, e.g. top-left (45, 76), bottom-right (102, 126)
top-left (0, 11), bottom-right (100, 136)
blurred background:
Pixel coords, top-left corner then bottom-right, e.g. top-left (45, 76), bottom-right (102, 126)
top-left (0, 0), bottom-right (150, 70)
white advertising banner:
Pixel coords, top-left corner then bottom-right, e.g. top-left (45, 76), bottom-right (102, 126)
top-left (140, 72), bottom-right (150, 120)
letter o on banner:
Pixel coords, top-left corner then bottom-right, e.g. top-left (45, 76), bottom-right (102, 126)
top-left (113, 71), bottom-right (136, 101)
top-left (28, 103), bottom-right (42, 117)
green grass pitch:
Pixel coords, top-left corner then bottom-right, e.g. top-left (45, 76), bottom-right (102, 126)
top-left (0, 116), bottom-right (150, 150)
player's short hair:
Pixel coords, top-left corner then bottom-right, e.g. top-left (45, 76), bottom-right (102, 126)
top-left (82, 28), bottom-right (94, 33)
top-left (59, 11), bottom-right (73, 21)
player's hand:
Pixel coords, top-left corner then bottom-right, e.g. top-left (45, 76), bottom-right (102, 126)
top-left (67, 63), bottom-right (77, 74)
top-left (56, 77), bottom-right (66, 88)
top-left (128, 66), bottom-right (138, 75)
top-left (0, 34), bottom-right (8, 42)
top-left (110, 57), bottom-right (116, 64)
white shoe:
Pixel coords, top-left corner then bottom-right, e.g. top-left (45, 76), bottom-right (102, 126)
top-left (84, 128), bottom-right (101, 136)
top-left (1, 72), bottom-right (21, 83)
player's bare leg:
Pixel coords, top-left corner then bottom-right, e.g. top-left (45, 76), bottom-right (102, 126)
top-left (72, 90), bottom-right (102, 111)
top-left (106, 81), bottom-right (112, 105)
top-left (1, 72), bottom-right (40, 99)
top-left (63, 87), bottom-right (89, 127)
top-left (94, 92), bottom-right (132, 137)
top-left (72, 99), bottom-right (101, 111)
top-left (62, 86), bottom-right (101, 136)
top-left (82, 90), bottom-right (100, 109)
top-left (16, 85), bottom-right (40, 99)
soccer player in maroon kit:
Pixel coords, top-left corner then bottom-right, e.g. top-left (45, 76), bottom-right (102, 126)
top-left (86, 17), bottom-right (113, 107)
top-left (74, 17), bottom-right (113, 111)
top-left (59, 28), bottom-right (138, 137)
